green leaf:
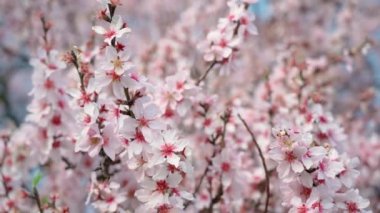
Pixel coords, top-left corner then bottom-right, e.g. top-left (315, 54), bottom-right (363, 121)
top-left (32, 172), bottom-right (42, 188)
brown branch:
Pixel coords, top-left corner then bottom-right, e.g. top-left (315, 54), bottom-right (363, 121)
top-left (237, 114), bottom-right (270, 213)
top-left (196, 61), bottom-right (218, 86)
top-left (33, 187), bottom-right (44, 213)
top-left (96, 149), bottom-right (121, 181)
top-left (61, 156), bottom-right (76, 170)
top-left (40, 15), bottom-right (51, 56)
top-left (220, 109), bottom-right (231, 148)
top-left (297, 68), bottom-right (306, 106)
top-left (185, 109), bottom-right (230, 209)
top-left (70, 50), bottom-right (87, 94)
top-left (206, 180), bottom-right (223, 212)
top-left (264, 70), bottom-right (274, 127)
top-left (196, 3), bottom-right (250, 86)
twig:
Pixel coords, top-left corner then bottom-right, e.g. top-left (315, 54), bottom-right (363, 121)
top-left (193, 164), bottom-right (209, 197)
top-left (195, 3), bottom-right (249, 86)
top-left (185, 109), bottom-right (230, 209)
top-left (297, 68), bottom-right (306, 106)
top-left (33, 187), bottom-right (44, 213)
top-left (264, 70), bottom-right (274, 127)
top-left (237, 114), bottom-right (270, 213)
top-left (220, 109), bottom-right (231, 148)
top-left (96, 149), bottom-right (121, 181)
top-left (61, 156), bottom-right (76, 170)
top-left (207, 179), bottom-right (223, 212)
top-left (196, 61), bottom-right (218, 86)
top-left (40, 15), bottom-right (51, 56)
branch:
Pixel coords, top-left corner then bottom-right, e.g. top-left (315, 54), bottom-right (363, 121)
top-left (297, 68), bottom-right (306, 106)
top-left (263, 70), bottom-right (275, 128)
top-left (61, 156), bottom-right (76, 170)
top-left (33, 187), bottom-right (44, 213)
top-left (185, 109), bottom-right (230, 209)
top-left (196, 61), bottom-right (218, 86)
top-left (207, 181), bottom-right (223, 212)
top-left (70, 50), bottom-right (87, 93)
top-left (95, 149), bottom-right (121, 181)
top-left (237, 114), bottom-right (270, 213)
top-left (40, 15), bottom-right (51, 56)
top-left (196, 4), bottom-right (249, 86)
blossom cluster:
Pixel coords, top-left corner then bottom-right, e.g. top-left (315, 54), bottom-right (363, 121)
top-left (198, 0), bottom-right (257, 75)
top-left (73, 3), bottom-right (193, 212)
top-left (269, 104), bottom-right (369, 212)
top-left (0, 0), bottom-right (379, 212)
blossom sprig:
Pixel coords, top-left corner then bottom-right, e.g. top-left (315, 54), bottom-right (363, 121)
top-left (197, 0), bottom-right (257, 84)
top-left (238, 114), bottom-right (270, 213)
top-left (72, 2), bottom-right (194, 211)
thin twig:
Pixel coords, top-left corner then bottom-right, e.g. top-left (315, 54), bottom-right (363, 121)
top-left (237, 114), bottom-right (270, 213)
top-left (297, 68), bottom-right (306, 106)
top-left (207, 177), bottom-right (223, 212)
top-left (71, 50), bottom-right (87, 93)
top-left (264, 70), bottom-right (274, 128)
top-left (61, 156), bottom-right (76, 170)
top-left (33, 187), bottom-right (44, 213)
top-left (196, 61), bottom-right (218, 86)
top-left (185, 110), bottom-right (230, 209)
top-left (195, 3), bottom-right (250, 86)
top-left (40, 16), bottom-right (51, 56)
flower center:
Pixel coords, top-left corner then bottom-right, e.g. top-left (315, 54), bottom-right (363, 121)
top-left (157, 204), bottom-right (171, 213)
top-left (51, 115), bottom-right (62, 126)
top-left (240, 17), bottom-right (248, 25)
top-left (134, 130), bottom-right (145, 143)
top-left (219, 38), bottom-right (228, 48)
top-left (90, 137), bottom-right (101, 145)
top-left (346, 202), bottom-right (358, 213)
top-left (285, 151), bottom-right (296, 162)
top-left (112, 58), bottom-right (124, 69)
top-left (163, 107), bottom-right (174, 118)
top-left (203, 118), bottom-right (212, 127)
top-left (300, 187), bottom-right (311, 197)
top-left (161, 143), bottom-right (175, 157)
top-left (176, 81), bottom-right (184, 90)
top-left (221, 162), bottom-right (231, 172)
top-left (44, 79), bottom-right (55, 90)
top-left (105, 30), bottom-right (116, 38)
top-left (105, 196), bottom-right (115, 204)
top-left (138, 117), bottom-right (149, 127)
top-left (156, 180), bottom-right (169, 193)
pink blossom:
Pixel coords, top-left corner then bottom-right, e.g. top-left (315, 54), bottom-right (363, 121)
top-left (92, 15), bottom-right (131, 45)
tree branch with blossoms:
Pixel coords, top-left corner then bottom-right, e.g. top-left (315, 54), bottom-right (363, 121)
top-left (238, 114), bottom-right (270, 213)
top-left (0, 0), bottom-right (377, 212)
top-left (196, 1), bottom-right (257, 85)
